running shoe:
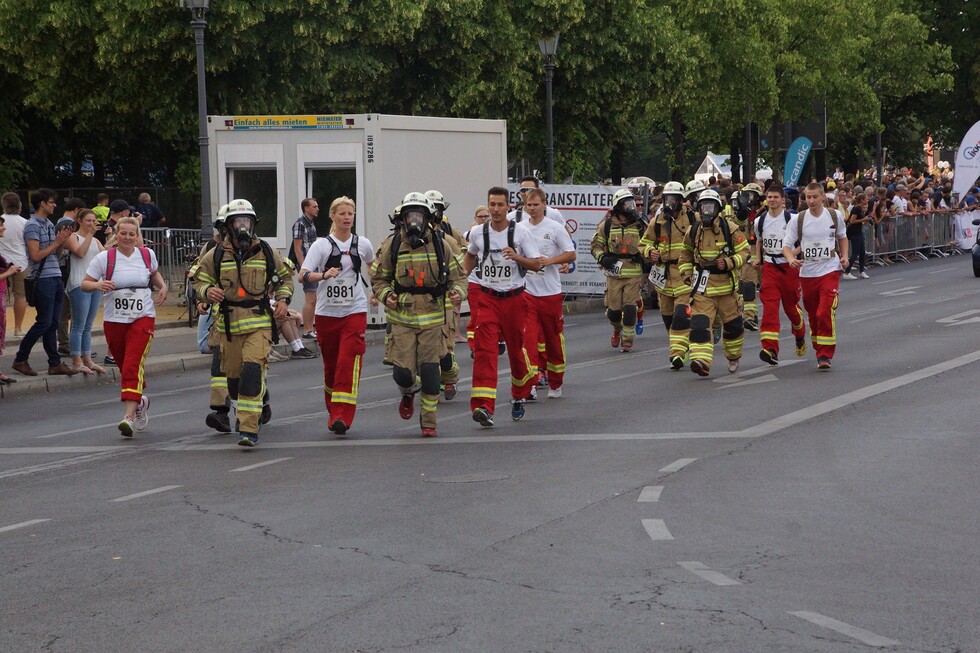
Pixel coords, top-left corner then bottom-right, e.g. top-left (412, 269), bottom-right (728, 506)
top-left (795, 338), bottom-right (807, 357)
top-left (133, 396), bottom-right (150, 431)
top-left (104, 355), bottom-right (116, 366)
top-left (238, 432), bottom-right (258, 447)
top-left (472, 408), bottom-right (494, 427)
top-left (635, 318), bottom-right (644, 335)
top-left (420, 427), bottom-right (437, 438)
top-left (860, 271), bottom-right (870, 279)
top-left (670, 356), bottom-right (685, 370)
top-left (444, 383), bottom-right (458, 401)
top-left (330, 419), bottom-right (348, 436)
top-left (621, 343), bottom-right (632, 353)
top-left (547, 387), bottom-right (562, 399)
top-left (260, 403), bottom-right (272, 425)
top-left (743, 318), bottom-right (758, 331)
top-left (301, 331), bottom-right (317, 340)
top-left (118, 416), bottom-right (135, 438)
top-left (291, 347), bottom-right (318, 359)
top-left (527, 385), bottom-right (538, 401)
top-left (842, 273), bottom-right (857, 280)
top-left (511, 398), bottom-right (526, 422)
top-left (759, 349), bottom-right (778, 366)
top-left (537, 373), bottom-right (549, 387)
top-left (498, 341), bottom-right (506, 355)
top-left (611, 331), bottom-right (621, 348)
top-left (206, 411), bottom-right (232, 433)
top-left (817, 357), bottom-right (832, 370)
top-left (727, 358), bottom-right (740, 374)
top-left (399, 392), bottom-right (415, 420)
top-left (690, 360), bottom-right (710, 377)
top-left (712, 326), bottom-right (722, 344)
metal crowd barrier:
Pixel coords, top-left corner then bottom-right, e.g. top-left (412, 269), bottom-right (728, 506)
top-left (141, 227), bottom-right (202, 295)
top-left (861, 211), bottom-right (964, 267)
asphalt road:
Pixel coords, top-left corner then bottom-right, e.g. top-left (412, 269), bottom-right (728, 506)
top-left (1, 256), bottom-right (978, 652)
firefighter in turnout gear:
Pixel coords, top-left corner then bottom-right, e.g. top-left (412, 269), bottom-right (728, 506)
top-left (424, 190), bottom-right (465, 400)
top-left (732, 182), bottom-right (764, 331)
top-left (192, 199), bottom-right (293, 447)
top-left (591, 188), bottom-right (646, 352)
top-left (371, 192), bottom-right (466, 437)
top-left (679, 189), bottom-right (750, 376)
top-left (640, 181), bottom-right (694, 369)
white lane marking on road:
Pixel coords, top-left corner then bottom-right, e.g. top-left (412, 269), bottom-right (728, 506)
top-left (110, 485), bottom-right (183, 502)
top-left (879, 286), bottom-right (921, 296)
top-left (846, 313), bottom-right (891, 325)
top-left (871, 278), bottom-right (903, 285)
top-left (788, 611), bottom-right (900, 647)
top-left (83, 385), bottom-right (209, 406)
top-left (937, 309), bottom-right (980, 327)
top-left (230, 457), bottom-right (293, 472)
top-left (678, 561), bottom-right (741, 586)
top-left (742, 349), bottom-right (980, 439)
top-left (0, 519), bottom-right (50, 534)
top-left (714, 359), bottom-right (802, 383)
top-left (637, 486), bottom-right (663, 502)
top-left (0, 446), bottom-right (124, 454)
top-left (660, 458), bottom-right (697, 473)
top-left (927, 266), bottom-right (957, 274)
top-left (641, 519), bottom-right (674, 541)
top-left (159, 431), bottom-right (748, 451)
top-left (37, 411), bottom-right (190, 439)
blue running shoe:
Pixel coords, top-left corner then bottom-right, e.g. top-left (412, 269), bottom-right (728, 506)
top-left (511, 399), bottom-right (526, 422)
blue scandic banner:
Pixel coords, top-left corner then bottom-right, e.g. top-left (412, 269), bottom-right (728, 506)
top-left (784, 137), bottom-right (813, 187)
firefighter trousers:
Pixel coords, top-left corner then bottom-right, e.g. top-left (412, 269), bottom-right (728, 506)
top-left (759, 262), bottom-right (805, 356)
top-left (523, 293), bottom-right (566, 389)
top-left (800, 272), bottom-right (840, 360)
top-left (689, 293), bottom-right (743, 372)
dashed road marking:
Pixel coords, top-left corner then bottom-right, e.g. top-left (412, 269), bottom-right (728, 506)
top-left (230, 457), bottom-right (293, 472)
top-left (678, 561), bottom-right (741, 586)
top-left (637, 486), bottom-right (663, 502)
top-left (110, 485), bottom-right (183, 502)
top-left (0, 519), bottom-right (50, 534)
top-left (660, 458), bottom-right (697, 473)
top-left (641, 519), bottom-right (673, 541)
top-left (788, 611), bottom-right (900, 647)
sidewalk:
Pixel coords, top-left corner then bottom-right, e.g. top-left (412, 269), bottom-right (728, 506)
top-left (1, 295), bottom-right (606, 398)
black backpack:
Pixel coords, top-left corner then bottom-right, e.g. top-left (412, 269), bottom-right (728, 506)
top-left (212, 239), bottom-right (282, 342)
top-left (481, 219), bottom-right (526, 277)
top-left (389, 229), bottom-right (449, 295)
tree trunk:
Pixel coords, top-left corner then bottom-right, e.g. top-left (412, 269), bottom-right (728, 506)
top-left (670, 111), bottom-right (686, 180)
top-left (730, 135), bottom-right (742, 185)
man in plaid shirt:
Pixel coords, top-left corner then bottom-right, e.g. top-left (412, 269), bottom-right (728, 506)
top-left (291, 198), bottom-right (320, 338)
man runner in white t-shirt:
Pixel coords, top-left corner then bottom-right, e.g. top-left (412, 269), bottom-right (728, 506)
top-left (782, 182), bottom-right (849, 370)
top-left (521, 188), bottom-right (576, 399)
top-left (463, 186), bottom-right (542, 426)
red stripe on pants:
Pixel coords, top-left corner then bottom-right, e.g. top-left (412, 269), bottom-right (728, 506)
top-left (759, 262), bottom-right (805, 355)
top-left (470, 290), bottom-right (533, 414)
top-left (523, 293), bottom-right (566, 389)
top-left (315, 312), bottom-right (367, 427)
top-left (104, 316), bottom-right (155, 403)
top-left (800, 272), bottom-right (840, 360)
top-left (465, 281), bottom-right (481, 351)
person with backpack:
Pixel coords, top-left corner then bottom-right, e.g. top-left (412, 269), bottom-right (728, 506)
top-left (753, 186), bottom-right (806, 366)
top-left (782, 182), bottom-right (849, 370)
top-left (731, 182), bottom-right (764, 332)
top-left (640, 181), bottom-right (694, 370)
top-left (591, 188), bottom-right (647, 353)
top-left (192, 199), bottom-right (294, 447)
top-left (679, 189), bottom-right (750, 376)
top-left (462, 186), bottom-right (542, 427)
top-left (81, 216), bottom-right (168, 437)
top-left (371, 193), bottom-right (464, 437)
top-left (296, 196), bottom-right (376, 436)
top-left (425, 190), bottom-right (467, 398)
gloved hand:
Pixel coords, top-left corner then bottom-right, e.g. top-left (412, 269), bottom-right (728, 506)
top-left (599, 254), bottom-right (618, 270)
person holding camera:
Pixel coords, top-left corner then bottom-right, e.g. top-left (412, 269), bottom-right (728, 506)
top-left (11, 189), bottom-right (77, 377)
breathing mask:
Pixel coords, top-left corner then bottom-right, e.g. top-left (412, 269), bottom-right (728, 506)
top-left (697, 199), bottom-right (721, 225)
top-left (663, 195), bottom-right (681, 214)
top-left (403, 209), bottom-right (428, 248)
top-left (230, 215), bottom-right (254, 251)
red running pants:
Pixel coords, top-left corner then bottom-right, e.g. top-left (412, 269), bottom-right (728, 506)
top-left (104, 316), bottom-right (155, 403)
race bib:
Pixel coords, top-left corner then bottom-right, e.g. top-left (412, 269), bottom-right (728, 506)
top-left (112, 288), bottom-right (150, 319)
top-left (801, 239), bottom-right (835, 261)
top-left (481, 255), bottom-right (513, 287)
top-left (322, 276), bottom-right (357, 305)
top-left (603, 260), bottom-right (624, 278)
top-left (762, 235), bottom-right (784, 255)
top-left (648, 264), bottom-right (666, 290)
top-left (693, 269), bottom-right (709, 293)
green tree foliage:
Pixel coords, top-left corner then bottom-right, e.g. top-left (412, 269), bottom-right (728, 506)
top-left (0, 0), bottom-right (965, 192)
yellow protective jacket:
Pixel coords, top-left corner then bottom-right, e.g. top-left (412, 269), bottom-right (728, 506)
top-left (192, 237), bottom-right (293, 336)
top-left (639, 207), bottom-right (694, 297)
top-left (678, 218), bottom-right (748, 297)
top-left (590, 214), bottom-right (645, 279)
top-left (370, 228), bottom-right (467, 329)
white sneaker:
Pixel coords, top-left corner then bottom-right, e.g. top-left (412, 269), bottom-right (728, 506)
top-left (842, 273), bottom-right (857, 280)
top-left (547, 387), bottom-right (562, 399)
top-left (133, 396), bottom-right (150, 431)
top-left (860, 271), bottom-right (870, 279)
top-left (727, 358), bottom-right (740, 374)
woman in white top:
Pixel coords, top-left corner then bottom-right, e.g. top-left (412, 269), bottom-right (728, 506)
top-left (81, 217), bottom-right (168, 437)
top-left (299, 196), bottom-right (375, 435)
top-left (65, 209), bottom-right (106, 375)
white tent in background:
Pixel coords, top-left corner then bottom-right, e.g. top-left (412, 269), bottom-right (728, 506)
top-left (694, 151), bottom-right (772, 182)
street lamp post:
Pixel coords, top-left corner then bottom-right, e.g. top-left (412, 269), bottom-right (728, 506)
top-left (538, 34), bottom-right (560, 184)
top-left (181, 0), bottom-right (212, 242)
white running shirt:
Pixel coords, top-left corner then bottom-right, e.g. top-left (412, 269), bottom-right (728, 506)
top-left (524, 218), bottom-right (574, 297)
top-left (302, 234), bottom-right (375, 318)
top-left (86, 248), bottom-right (159, 323)
top-left (467, 220), bottom-right (541, 292)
